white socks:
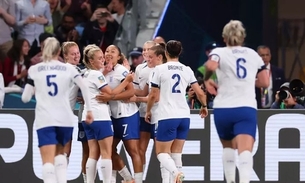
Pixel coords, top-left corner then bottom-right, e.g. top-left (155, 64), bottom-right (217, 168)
top-left (238, 151), bottom-right (253, 183)
top-left (118, 166), bottom-right (133, 181)
top-left (157, 153), bottom-right (179, 177)
top-left (42, 163), bottom-right (56, 183)
top-left (160, 164), bottom-right (170, 183)
top-left (101, 159), bottom-right (112, 183)
top-left (86, 158), bottom-right (97, 183)
top-left (134, 172), bottom-right (143, 183)
top-left (82, 173), bottom-right (87, 183)
top-left (223, 148), bottom-right (236, 183)
top-left (111, 170), bottom-right (117, 183)
top-left (55, 155), bottom-right (68, 183)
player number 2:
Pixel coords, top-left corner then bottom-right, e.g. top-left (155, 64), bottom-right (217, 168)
top-left (236, 58), bottom-right (247, 79)
top-left (46, 75), bottom-right (58, 96)
top-left (171, 74), bottom-right (181, 93)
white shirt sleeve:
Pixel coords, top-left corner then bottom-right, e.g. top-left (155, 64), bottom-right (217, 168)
top-left (133, 65), bottom-right (141, 86)
top-left (118, 68), bottom-right (129, 82)
top-left (0, 73), bottom-right (5, 108)
top-left (21, 67), bottom-right (35, 103)
top-left (209, 48), bottom-right (221, 63)
top-left (150, 66), bottom-right (161, 88)
top-left (91, 71), bottom-right (108, 89)
top-left (187, 67), bottom-right (198, 84)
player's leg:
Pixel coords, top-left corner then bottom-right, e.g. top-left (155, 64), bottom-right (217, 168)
top-left (55, 127), bottom-right (74, 183)
top-left (139, 117), bottom-right (152, 173)
top-left (155, 119), bottom-right (184, 183)
top-left (63, 139), bottom-right (72, 164)
top-left (121, 112), bottom-right (143, 183)
top-left (233, 107), bottom-right (257, 183)
top-left (78, 123), bottom-right (89, 183)
top-left (214, 108), bottom-right (236, 183)
top-left (37, 127), bottom-right (57, 183)
top-left (82, 121), bottom-right (100, 183)
top-left (93, 121), bottom-right (114, 183)
top-left (112, 118), bottom-right (134, 183)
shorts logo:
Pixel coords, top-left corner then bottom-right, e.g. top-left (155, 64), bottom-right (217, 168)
top-left (79, 131), bottom-right (85, 139)
top-left (123, 134), bottom-right (128, 138)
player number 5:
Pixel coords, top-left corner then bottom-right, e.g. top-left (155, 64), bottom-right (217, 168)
top-left (46, 75), bottom-right (58, 96)
top-left (236, 58), bottom-right (247, 79)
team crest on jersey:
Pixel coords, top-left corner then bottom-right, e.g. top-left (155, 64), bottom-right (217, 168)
top-left (98, 76), bottom-right (105, 83)
top-left (79, 131), bottom-right (85, 139)
top-left (122, 71), bottom-right (128, 77)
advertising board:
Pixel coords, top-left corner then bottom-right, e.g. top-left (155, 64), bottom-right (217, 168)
top-left (0, 110), bottom-right (305, 183)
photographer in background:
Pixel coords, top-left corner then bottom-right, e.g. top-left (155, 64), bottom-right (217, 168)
top-left (270, 82), bottom-right (305, 109)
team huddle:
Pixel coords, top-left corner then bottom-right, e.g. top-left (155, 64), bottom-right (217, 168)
top-left (20, 19), bottom-right (269, 183)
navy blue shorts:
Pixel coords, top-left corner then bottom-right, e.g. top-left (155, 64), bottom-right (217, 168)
top-left (36, 126), bottom-right (73, 147)
top-left (112, 112), bottom-right (140, 140)
top-left (140, 117), bottom-right (156, 139)
top-left (156, 118), bottom-right (190, 142)
top-left (77, 123), bottom-right (87, 142)
top-left (82, 121), bottom-right (113, 141)
top-left (213, 107), bottom-right (257, 140)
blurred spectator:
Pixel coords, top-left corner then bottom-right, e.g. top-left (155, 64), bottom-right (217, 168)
top-left (0, 0), bottom-right (16, 63)
top-left (54, 13), bottom-right (79, 44)
top-left (270, 83), bottom-right (305, 109)
top-left (196, 42), bottom-right (219, 79)
top-left (91, 0), bottom-right (112, 12)
top-left (0, 73), bottom-right (4, 108)
top-left (48, 0), bottom-right (71, 29)
top-left (62, 0), bottom-right (92, 35)
top-left (81, 4), bottom-right (119, 52)
top-left (153, 36), bottom-right (165, 44)
top-left (15, 0), bottom-right (53, 58)
top-left (128, 47), bottom-right (143, 72)
top-left (3, 39), bottom-right (31, 88)
top-left (111, 0), bottom-right (126, 24)
top-left (31, 33), bottom-right (64, 65)
top-left (255, 45), bottom-right (286, 109)
top-left (186, 77), bottom-right (210, 109)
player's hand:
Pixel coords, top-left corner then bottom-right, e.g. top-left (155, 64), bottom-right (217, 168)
top-left (96, 93), bottom-right (112, 103)
top-left (145, 111), bottom-right (152, 123)
top-left (204, 79), bottom-right (218, 95)
top-left (199, 107), bottom-right (208, 118)
top-left (125, 72), bottom-right (134, 83)
top-left (123, 95), bottom-right (137, 103)
top-left (85, 111), bottom-right (94, 124)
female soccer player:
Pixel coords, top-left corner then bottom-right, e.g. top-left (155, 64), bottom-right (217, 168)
top-left (21, 37), bottom-right (93, 183)
top-left (81, 44), bottom-right (133, 183)
top-left (204, 20), bottom-right (269, 183)
top-left (145, 40), bottom-right (208, 183)
top-left (62, 41), bottom-right (89, 183)
top-left (132, 43), bottom-right (170, 183)
top-left (96, 45), bottom-right (142, 183)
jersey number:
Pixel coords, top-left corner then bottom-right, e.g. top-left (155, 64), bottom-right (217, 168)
top-left (236, 58), bottom-right (247, 79)
top-left (171, 74), bottom-right (181, 93)
top-left (46, 75), bottom-right (58, 96)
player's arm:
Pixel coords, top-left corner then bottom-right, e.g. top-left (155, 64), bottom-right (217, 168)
top-left (73, 75), bottom-right (92, 111)
top-left (204, 54), bottom-right (219, 81)
top-left (135, 83), bottom-right (149, 96)
top-left (111, 82), bottom-right (134, 100)
top-left (146, 69), bottom-right (160, 112)
top-left (21, 79), bottom-right (35, 103)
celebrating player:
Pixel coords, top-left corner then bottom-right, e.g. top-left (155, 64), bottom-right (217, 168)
top-left (80, 44), bottom-right (133, 183)
top-left (96, 45), bottom-right (142, 183)
top-left (204, 20), bottom-right (269, 183)
top-left (21, 37), bottom-right (93, 183)
top-left (62, 41), bottom-right (89, 183)
top-left (145, 40), bottom-right (208, 183)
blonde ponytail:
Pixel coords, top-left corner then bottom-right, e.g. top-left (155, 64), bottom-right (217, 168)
top-left (42, 37), bottom-right (61, 62)
top-left (222, 20), bottom-right (246, 46)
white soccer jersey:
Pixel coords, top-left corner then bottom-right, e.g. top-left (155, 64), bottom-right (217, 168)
top-left (105, 64), bottom-right (138, 118)
top-left (28, 60), bottom-right (81, 129)
top-left (68, 64), bottom-right (86, 111)
top-left (150, 61), bottom-right (197, 121)
top-left (209, 46), bottom-right (265, 109)
top-left (134, 63), bottom-right (154, 117)
top-left (81, 69), bottom-right (111, 121)
top-left (133, 63), bottom-right (147, 89)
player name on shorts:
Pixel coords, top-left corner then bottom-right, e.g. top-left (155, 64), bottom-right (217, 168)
top-left (167, 65), bottom-right (183, 71)
top-left (38, 65), bottom-right (67, 72)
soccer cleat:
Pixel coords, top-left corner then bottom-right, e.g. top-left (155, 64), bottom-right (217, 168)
top-left (175, 172), bottom-right (185, 183)
top-left (121, 180), bottom-right (135, 183)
